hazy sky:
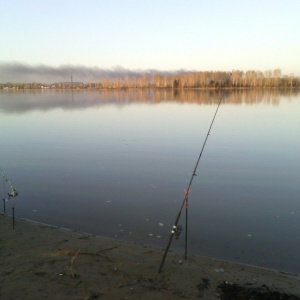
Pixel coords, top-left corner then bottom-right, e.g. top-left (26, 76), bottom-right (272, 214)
top-left (1, 0), bottom-right (299, 78)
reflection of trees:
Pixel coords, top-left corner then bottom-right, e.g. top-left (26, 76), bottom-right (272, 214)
top-left (95, 89), bottom-right (296, 106)
top-left (1, 89), bottom-right (298, 113)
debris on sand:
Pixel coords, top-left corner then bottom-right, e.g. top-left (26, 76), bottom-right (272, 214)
top-left (217, 281), bottom-right (300, 300)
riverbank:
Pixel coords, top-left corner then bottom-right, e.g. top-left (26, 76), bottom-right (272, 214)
top-left (1, 215), bottom-right (300, 299)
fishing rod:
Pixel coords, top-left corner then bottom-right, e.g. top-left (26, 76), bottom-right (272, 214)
top-left (2, 170), bottom-right (6, 214)
top-left (1, 167), bottom-right (18, 229)
top-left (158, 89), bottom-right (226, 273)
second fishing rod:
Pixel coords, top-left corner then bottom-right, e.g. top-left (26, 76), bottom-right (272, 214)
top-left (158, 89), bottom-right (226, 273)
top-left (1, 167), bottom-right (19, 229)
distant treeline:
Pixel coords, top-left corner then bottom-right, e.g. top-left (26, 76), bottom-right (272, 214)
top-left (1, 69), bottom-right (299, 89)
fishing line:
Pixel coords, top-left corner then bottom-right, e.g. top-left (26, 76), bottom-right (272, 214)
top-left (158, 90), bottom-right (226, 273)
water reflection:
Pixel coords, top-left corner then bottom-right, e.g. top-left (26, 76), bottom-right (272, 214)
top-left (0, 89), bottom-right (299, 275)
top-left (0, 89), bottom-right (299, 113)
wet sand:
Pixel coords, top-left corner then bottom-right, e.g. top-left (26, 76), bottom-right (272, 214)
top-left (1, 214), bottom-right (300, 299)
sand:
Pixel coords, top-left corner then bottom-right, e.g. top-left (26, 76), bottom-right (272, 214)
top-left (1, 214), bottom-right (300, 299)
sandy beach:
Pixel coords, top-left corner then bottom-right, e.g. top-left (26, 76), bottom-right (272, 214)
top-left (1, 214), bottom-right (300, 299)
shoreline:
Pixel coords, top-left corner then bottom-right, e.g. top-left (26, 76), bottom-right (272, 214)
top-left (1, 214), bottom-right (300, 299)
top-left (8, 215), bottom-right (300, 278)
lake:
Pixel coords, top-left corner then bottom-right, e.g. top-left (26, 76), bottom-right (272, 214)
top-left (1, 88), bottom-right (299, 274)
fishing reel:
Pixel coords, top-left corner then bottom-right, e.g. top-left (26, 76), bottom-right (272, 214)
top-left (8, 186), bottom-right (18, 198)
top-left (171, 225), bottom-right (183, 240)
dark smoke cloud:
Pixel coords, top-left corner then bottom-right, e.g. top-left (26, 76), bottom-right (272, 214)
top-left (0, 62), bottom-right (187, 83)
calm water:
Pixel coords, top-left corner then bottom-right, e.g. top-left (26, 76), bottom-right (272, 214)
top-left (1, 89), bottom-right (299, 274)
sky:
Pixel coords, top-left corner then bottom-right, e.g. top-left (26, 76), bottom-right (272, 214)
top-left (0, 0), bottom-right (299, 82)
